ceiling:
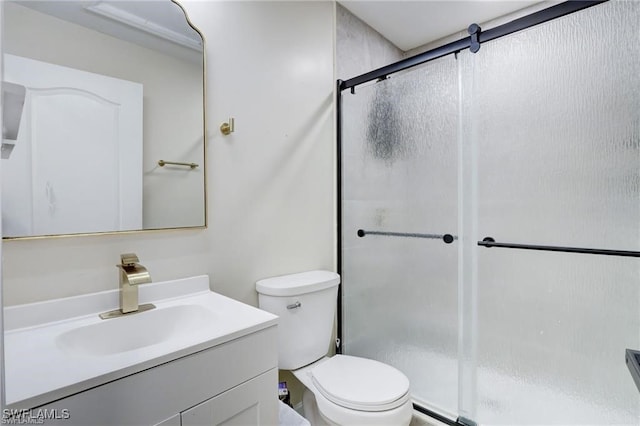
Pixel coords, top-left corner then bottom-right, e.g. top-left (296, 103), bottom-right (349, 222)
top-left (13, 0), bottom-right (203, 62)
top-left (338, 1), bottom-right (544, 51)
top-left (18, 0), bottom-right (546, 59)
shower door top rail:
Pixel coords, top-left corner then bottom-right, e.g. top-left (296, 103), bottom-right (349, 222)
top-left (478, 237), bottom-right (640, 258)
top-left (338, 0), bottom-right (607, 92)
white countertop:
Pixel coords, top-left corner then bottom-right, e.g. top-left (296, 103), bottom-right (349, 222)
top-left (4, 275), bottom-right (278, 408)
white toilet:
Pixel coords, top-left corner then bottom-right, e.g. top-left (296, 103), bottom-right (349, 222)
top-left (256, 270), bottom-right (413, 426)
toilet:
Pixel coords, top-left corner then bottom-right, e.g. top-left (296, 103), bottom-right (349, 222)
top-left (256, 270), bottom-right (413, 426)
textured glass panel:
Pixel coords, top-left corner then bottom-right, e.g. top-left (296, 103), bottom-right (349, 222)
top-left (341, 56), bottom-right (459, 415)
top-left (462, 1), bottom-right (640, 423)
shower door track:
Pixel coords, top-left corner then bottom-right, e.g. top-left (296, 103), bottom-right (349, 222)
top-left (338, 0), bottom-right (607, 93)
top-left (336, 2), bottom-right (610, 426)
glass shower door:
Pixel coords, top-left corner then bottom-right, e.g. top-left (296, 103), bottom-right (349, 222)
top-left (340, 56), bottom-right (460, 417)
top-left (461, 1), bottom-right (640, 423)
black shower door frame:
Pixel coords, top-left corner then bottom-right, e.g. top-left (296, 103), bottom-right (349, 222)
top-left (335, 2), bottom-right (618, 425)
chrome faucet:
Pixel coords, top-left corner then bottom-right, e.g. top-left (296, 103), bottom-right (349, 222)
top-left (99, 253), bottom-right (154, 319)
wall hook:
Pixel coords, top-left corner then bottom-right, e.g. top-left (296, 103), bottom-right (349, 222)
top-left (220, 117), bottom-right (235, 135)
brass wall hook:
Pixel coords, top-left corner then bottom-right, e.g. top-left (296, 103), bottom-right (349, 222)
top-left (220, 117), bottom-right (235, 135)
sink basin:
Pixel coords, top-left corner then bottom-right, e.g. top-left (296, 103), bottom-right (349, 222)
top-left (57, 304), bottom-right (216, 356)
top-left (3, 275), bottom-right (278, 408)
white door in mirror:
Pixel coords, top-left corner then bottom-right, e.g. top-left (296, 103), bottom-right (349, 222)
top-left (2, 54), bottom-right (143, 236)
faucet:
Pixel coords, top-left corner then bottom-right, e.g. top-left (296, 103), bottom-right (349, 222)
top-left (118, 253), bottom-right (152, 314)
top-left (100, 253), bottom-right (153, 319)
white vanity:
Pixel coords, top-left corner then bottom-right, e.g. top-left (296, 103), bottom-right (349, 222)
top-left (3, 276), bottom-right (279, 425)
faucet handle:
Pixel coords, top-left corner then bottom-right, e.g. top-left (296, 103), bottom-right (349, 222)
top-left (120, 253), bottom-right (140, 267)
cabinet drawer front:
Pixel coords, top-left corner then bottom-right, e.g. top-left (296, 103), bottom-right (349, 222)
top-left (181, 369), bottom-right (278, 425)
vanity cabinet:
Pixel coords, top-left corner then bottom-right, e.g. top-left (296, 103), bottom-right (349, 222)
top-left (181, 370), bottom-right (275, 425)
top-left (36, 326), bottom-right (278, 426)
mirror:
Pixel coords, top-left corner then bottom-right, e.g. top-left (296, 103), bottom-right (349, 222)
top-left (1, 0), bottom-right (205, 239)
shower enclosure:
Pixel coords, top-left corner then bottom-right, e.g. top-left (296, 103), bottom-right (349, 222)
top-left (338, 1), bottom-right (640, 424)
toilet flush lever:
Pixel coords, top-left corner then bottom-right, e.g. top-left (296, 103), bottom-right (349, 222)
top-left (287, 301), bottom-right (302, 310)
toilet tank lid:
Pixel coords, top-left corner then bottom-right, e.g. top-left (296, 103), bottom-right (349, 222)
top-left (256, 270), bottom-right (340, 296)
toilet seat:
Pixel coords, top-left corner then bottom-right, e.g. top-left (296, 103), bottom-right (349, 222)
top-left (310, 355), bottom-right (410, 412)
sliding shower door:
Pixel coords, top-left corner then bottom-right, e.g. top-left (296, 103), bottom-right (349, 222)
top-left (340, 1), bottom-right (640, 423)
top-left (460, 1), bottom-right (640, 423)
top-left (340, 56), bottom-right (460, 416)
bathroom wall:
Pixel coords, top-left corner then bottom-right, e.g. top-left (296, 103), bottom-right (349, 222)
top-left (1, 1), bottom-right (335, 308)
top-left (336, 3), bottom-right (402, 82)
top-left (2, 3), bottom-right (204, 230)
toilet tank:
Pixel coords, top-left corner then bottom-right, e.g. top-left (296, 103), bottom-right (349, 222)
top-left (256, 270), bottom-right (340, 370)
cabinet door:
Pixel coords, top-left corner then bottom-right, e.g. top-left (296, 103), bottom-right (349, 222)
top-left (181, 369), bottom-right (278, 426)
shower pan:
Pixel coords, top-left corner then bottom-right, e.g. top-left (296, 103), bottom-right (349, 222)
top-left (337, 1), bottom-right (640, 424)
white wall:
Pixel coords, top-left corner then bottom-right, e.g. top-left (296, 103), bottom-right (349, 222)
top-left (2, 1), bottom-right (335, 309)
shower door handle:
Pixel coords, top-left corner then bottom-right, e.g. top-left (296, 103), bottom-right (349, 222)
top-left (478, 237), bottom-right (640, 258)
top-left (357, 229), bottom-right (456, 244)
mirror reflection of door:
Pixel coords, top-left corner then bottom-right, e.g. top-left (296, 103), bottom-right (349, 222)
top-left (2, 0), bottom-right (205, 238)
top-left (3, 54), bottom-right (143, 236)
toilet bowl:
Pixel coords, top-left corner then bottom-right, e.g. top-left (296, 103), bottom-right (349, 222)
top-left (293, 355), bottom-right (413, 426)
top-left (256, 271), bottom-right (413, 426)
